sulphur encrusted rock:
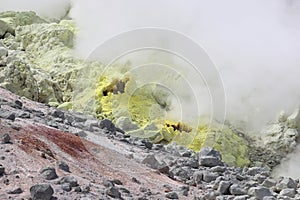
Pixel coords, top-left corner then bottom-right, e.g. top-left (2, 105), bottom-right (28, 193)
top-left (188, 124), bottom-right (250, 167)
top-left (0, 11), bottom-right (100, 106)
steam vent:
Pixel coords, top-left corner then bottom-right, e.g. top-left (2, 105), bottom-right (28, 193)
top-left (1, 1), bottom-right (300, 199)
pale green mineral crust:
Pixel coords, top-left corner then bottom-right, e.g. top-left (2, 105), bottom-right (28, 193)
top-left (0, 11), bottom-right (102, 105)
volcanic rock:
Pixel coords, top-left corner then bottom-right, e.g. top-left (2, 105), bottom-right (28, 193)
top-left (30, 184), bottom-right (54, 200)
top-left (57, 160), bottom-right (70, 172)
top-left (229, 184), bottom-right (247, 195)
top-left (2, 133), bottom-right (11, 143)
top-left (165, 191), bottom-right (179, 199)
top-left (218, 181), bottom-right (232, 195)
top-left (106, 186), bottom-right (121, 198)
top-left (40, 167), bottom-right (58, 180)
top-left (58, 176), bottom-right (78, 187)
top-left (0, 164), bottom-right (5, 175)
top-left (248, 186), bottom-right (273, 200)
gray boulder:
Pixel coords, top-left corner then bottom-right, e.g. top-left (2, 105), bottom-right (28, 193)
top-left (165, 191), bottom-right (179, 199)
top-left (276, 177), bottom-right (297, 191)
top-left (0, 164), bottom-right (5, 175)
top-left (218, 181), bottom-right (232, 195)
top-left (202, 171), bottom-right (219, 183)
top-left (7, 187), bottom-right (23, 194)
top-left (58, 176), bottom-right (78, 187)
top-left (229, 184), bottom-right (247, 195)
top-left (61, 183), bottom-right (72, 192)
top-left (279, 188), bottom-right (296, 198)
top-left (248, 186), bottom-right (273, 200)
top-left (30, 184), bottom-right (54, 200)
top-left (0, 111), bottom-right (15, 121)
top-left (142, 154), bottom-right (160, 169)
top-left (84, 119), bottom-right (99, 131)
top-left (198, 147), bottom-right (222, 160)
top-left (106, 186), bottom-right (121, 199)
top-left (51, 109), bottom-right (65, 120)
top-left (193, 171), bottom-right (203, 185)
top-left (57, 160), bottom-right (70, 172)
top-left (233, 196), bottom-right (249, 200)
top-left (40, 167), bottom-right (58, 180)
top-left (99, 119), bottom-right (116, 132)
top-left (2, 133), bottom-right (10, 144)
top-left (116, 116), bottom-right (139, 131)
top-left (247, 167), bottom-right (263, 176)
top-left (200, 156), bottom-right (223, 167)
top-left (262, 178), bottom-right (277, 188)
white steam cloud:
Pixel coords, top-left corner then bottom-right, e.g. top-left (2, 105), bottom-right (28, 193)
top-left (70, 0), bottom-right (300, 130)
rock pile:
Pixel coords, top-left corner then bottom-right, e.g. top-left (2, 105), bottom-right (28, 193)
top-left (1, 76), bottom-right (300, 199)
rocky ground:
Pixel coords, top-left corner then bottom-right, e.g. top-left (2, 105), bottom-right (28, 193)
top-left (0, 88), bottom-right (300, 200)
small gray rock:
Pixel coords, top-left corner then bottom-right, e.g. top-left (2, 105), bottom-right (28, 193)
top-left (218, 181), bottom-right (232, 195)
top-left (198, 147), bottom-right (222, 160)
top-left (116, 117), bottom-right (139, 131)
top-left (203, 171), bottom-right (219, 183)
top-left (180, 185), bottom-right (189, 196)
top-left (279, 188), bottom-right (296, 198)
top-left (99, 119), bottom-right (116, 132)
top-left (30, 184), bottom-right (54, 200)
top-left (2, 133), bottom-right (10, 144)
top-left (119, 187), bottom-right (130, 194)
top-left (230, 184), bottom-right (247, 195)
top-left (106, 186), bottom-right (121, 198)
top-left (200, 156), bottom-right (223, 167)
top-left (158, 164), bottom-right (170, 175)
top-left (185, 158), bottom-right (199, 168)
top-left (276, 177), bottom-right (297, 191)
top-left (7, 187), bottom-right (22, 194)
top-left (233, 195), bottom-right (249, 200)
top-left (61, 183), bottom-right (72, 192)
top-left (81, 185), bottom-right (90, 193)
top-left (40, 167), bottom-right (58, 180)
top-left (103, 179), bottom-right (114, 187)
top-left (14, 99), bottom-right (23, 109)
top-left (58, 176), bottom-right (78, 187)
top-left (247, 167), bottom-right (263, 176)
top-left (112, 179), bottom-right (123, 185)
top-left (142, 154), bottom-right (160, 169)
top-left (57, 161), bottom-right (70, 172)
top-left (193, 171), bottom-right (203, 184)
top-left (84, 119), bottom-right (99, 131)
top-left (211, 166), bottom-right (226, 173)
top-left (248, 186), bottom-right (273, 200)
top-left (165, 191), bottom-right (179, 199)
top-left (203, 189), bottom-right (218, 200)
top-left (74, 186), bottom-right (82, 192)
top-left (51, 109), bottom-right (65, 120)
top-left (0, 111), bottom-right (15, 121)
top-left (262, 178), bottom-right (277, 188)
